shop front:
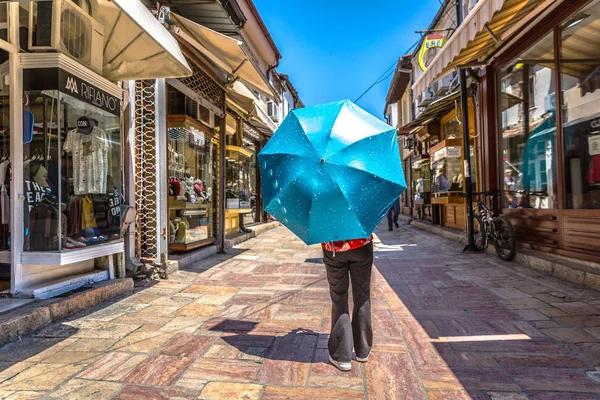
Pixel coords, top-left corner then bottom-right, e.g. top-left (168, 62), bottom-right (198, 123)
top-left (166, 113), bottom-right (218, 252)
top-left (223, 113), bottom-right (258, 236)
top-left (164, 59), bottom-right (224, 253)
top-left (162, 11), bottom-right (278, 248)
top-left (0, 1), bottom-right (191, 298)
top-left (400, 90), bottom-right (479, 231)
top-left (487, 0), bottom-right (600, 262)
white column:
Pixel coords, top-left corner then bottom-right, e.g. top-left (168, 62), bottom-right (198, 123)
top-left (123, 81), bottom-right (138, 272)
top-left (8, 2), bottom-right (23, 293)
top-left (155, 79), bottom-right (168, 265)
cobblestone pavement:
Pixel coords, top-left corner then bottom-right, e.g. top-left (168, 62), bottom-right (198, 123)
top-left (1, 223), bottom-right (600, 399)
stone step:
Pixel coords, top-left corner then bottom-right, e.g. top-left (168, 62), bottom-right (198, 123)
top-left (19, 270), bottom-right (109, 299)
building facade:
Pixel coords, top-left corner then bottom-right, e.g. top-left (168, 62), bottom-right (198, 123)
top-left (394, 0), bottom-right (600, 264)
top-left (0, 0), bottom-right (193, 300)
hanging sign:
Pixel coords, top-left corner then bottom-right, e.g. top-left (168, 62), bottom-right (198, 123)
top-left (418, 33), bottom-right (447, 71)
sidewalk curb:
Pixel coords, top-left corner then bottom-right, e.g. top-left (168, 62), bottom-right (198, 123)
top-left (0, 278), bottom-right (133, 346)
top-left (399, 214), bottom-right (600, 291)
top-left (168, 222), bottom-right (281, 273)
top-left (224, 221), bottom-right (281, 248)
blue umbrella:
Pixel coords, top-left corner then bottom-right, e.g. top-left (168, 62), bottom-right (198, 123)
top-left (258, 99), bottom-right (406, 245)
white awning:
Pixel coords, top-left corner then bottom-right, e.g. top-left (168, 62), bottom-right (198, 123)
top-left (412, 0), bottom-right (553, 96)
top-left (92, 0), bottom-right (192, 81)
top-left (227, 88), bottom-right (277, 134)
top-left (170, 13), bottom-right (279, 101)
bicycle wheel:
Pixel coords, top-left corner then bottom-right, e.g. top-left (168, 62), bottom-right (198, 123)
top-left (493, 215), bottom-right (516, 261)
top-left (473, 213), bottom-right (486, 251)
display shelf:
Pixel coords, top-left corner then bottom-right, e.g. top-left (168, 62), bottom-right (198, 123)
top-left (169, 238), bottom-right (216, 252)
top-left (21, 241), bottom-right (124, 266)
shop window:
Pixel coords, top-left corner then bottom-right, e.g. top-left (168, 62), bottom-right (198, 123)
top-left (431, 146), bottom-right (462, 196)
top-left (226, 146), bottom-right (254, 211)
top-left (497, 31), bottom-right (558, 209)
top-left (560, 0), bottom-right (600, 209)
top-left (167, 118), bottom-right (216, 248)
top-left (443, 119), bottom-right (460, 139)
top-left (412, 157), bottom-right (431, 201)
top-left (23, 89), bottom-right (122, 252)
top-left (0, 68), bottom-right (8, 252)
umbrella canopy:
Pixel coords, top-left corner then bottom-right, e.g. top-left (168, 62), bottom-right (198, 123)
top-left (258, 100), bottom-right (406, 245)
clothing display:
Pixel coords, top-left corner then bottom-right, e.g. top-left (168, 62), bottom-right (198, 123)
top-left (63, 125), bottom-right (111, 195)
top-left (585, 154), bottom-right (600, 185)
top-left (81, 195), bottom-right (97, 230)
top-left (0, 160), bottom-right (10, 225)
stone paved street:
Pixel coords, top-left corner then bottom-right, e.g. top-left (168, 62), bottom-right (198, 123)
top-left (1, 222), bottom-right (600, 399)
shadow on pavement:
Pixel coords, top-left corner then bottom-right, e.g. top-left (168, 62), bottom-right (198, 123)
top-left (210, 320), bottom-right (323, 364)
top-left (371, 221), bottom-right (600, 397)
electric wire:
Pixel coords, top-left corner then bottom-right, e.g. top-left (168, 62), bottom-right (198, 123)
top-left (354, 38), bottom-right (420, 104)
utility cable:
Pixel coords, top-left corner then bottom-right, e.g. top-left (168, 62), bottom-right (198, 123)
top-left (354, 38), bottom-right (420, 104)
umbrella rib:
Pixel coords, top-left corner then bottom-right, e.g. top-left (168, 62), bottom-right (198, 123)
top-left (327, 161), bottom-right (406, 186)
top-left (264, 162), bottom-right (320, 212)
top-left (321, 164), bottom-right (369, 237)
top-left (324, 129), bottom-right (396, 160)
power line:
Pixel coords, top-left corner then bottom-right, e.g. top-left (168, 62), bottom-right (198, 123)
top-left (354, 38), bottom-right (420, 104)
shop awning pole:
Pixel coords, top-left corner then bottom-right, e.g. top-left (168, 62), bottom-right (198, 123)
top-left (457, 0), bottom-right (477, 252)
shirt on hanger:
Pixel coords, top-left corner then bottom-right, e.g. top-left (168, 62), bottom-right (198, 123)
top-left (64, 126), bottom-right (111, 195)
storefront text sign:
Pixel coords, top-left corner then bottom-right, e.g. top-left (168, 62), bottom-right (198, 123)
top-left (23, 68), bottom-right (121, 116)
top-left (433, 148), bottom-right (446, 162)
top-left (418, 33), bottom-right (447, 72)
top-left (59, 70), bottom-right (121, 116)
top-left (447, 147), bottom-right (461, 158)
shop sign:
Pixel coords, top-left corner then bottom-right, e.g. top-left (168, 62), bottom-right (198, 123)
top-left (58, 70), bottom-right (121, 116)
top-left (418, 33), bottom-right (447, 72)
top-left (243, 122), bottom-right (260, 141)
top-left (227, 198), bottom-right (239, 209)
top-left (433, 148), bottom-right (446, 162)
top-left (189, 127), bottom-right (206, 148)
top-left (590, 135), bottom-right (600, 156)
top-left (240, 200), bottom-right (251, 209)
top-left (447, 146), bottom-right (461, 158)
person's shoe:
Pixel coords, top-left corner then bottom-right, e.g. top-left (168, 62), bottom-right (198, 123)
top-left (394, 222), bottom-right (400, 228)
top-left (388, 227), bottom-right (393, 231)
top-left (356, 351), bottom-right (371, 363)
top-left (328, 354), bottom-right (351, 371)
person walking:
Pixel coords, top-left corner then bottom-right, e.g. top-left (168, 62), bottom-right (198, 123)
top-left (387, 196), bottom-right (400, 231)
top-left (322, 237), bottom-right (374, 371)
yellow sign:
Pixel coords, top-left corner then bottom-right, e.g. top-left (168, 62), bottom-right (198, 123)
top-left (418, 33), bottom-right (447, 71)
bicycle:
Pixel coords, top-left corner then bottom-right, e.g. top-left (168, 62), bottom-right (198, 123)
top-left (471, 190), bottom-right (517, 261)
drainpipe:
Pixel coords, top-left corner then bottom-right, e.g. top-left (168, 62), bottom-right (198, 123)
top-left (457, 0), bottom-right (476, 252)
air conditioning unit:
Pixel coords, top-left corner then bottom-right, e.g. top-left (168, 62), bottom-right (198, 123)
top-left (28, 0), bottom-right (104, 75)
top-left (418, 90), bottom-right (434, 108)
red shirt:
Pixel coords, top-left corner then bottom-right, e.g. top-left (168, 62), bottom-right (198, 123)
top-left (322, 236), bottom-right (373, 253)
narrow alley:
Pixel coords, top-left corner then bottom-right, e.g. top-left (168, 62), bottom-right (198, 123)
top-left (0, 223), bottom-right (599, 399)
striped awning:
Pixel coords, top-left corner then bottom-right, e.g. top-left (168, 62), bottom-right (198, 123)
top-left (412, 0), bottom-right (555, 96)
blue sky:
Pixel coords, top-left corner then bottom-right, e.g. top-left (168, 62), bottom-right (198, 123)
top-left (253, 0), bottom-right (442, 119)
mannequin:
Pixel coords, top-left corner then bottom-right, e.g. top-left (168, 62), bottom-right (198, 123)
top-left (31, 162), bottom-right (50, 189)
top-left (435, 165), bottom-right (449, 192)
top-left (414, 178), bottom-right (424, 200)
top-left (183, 173), bottom-right (197, 203)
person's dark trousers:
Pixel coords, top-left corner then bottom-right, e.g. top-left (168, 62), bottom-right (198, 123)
top-left (323, 242), bottom-right (374, 362)
top-left (387, 200), bottom-right (400, 230)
